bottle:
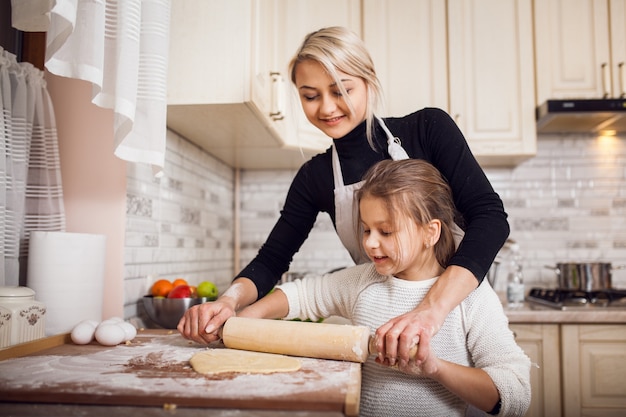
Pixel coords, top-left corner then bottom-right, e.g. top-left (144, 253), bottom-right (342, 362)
top-left (506, 243), bottom-right (525, 307)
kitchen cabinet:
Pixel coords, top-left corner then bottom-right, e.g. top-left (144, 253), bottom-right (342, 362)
top-left (363, 0), bottom-right (537, 167)
top-left (447, 0), bottom-right (536, 166)
top-left (561, 324), bottom-right (626, 417)
top-left (534, 0), bottom-right (626, 102)
top-left (166, 0), bottom-right (360, 169)
top-left (509, 324), bottom-right (562, 417)
top-left (362, 0), bottom-right (448, 116)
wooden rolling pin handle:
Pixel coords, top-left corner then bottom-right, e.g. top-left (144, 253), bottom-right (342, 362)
top-left (222, 317), bottom-right (371, 363)
top-left (368, 336), bottom-right (418, 361)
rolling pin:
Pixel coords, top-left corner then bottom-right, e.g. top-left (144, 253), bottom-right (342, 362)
top-left (221, 317), bottom-right (417, 363)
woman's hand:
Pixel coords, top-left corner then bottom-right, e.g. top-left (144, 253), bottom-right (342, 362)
top-left (373, 307), bottom-right (439, 367)
top-left (177, 299), bottom-right (236, 345)
top-left (373, 265), bottom-right (478, 366)
top-left (177, 278), bottom-right (258, 345)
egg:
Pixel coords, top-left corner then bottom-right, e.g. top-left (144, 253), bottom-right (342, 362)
top-left (94, 323), bottom-right (126, 346)
top-left (70, 320), bottom-right (98, 345)
top-left (118, 321), bottom-right (137, 342)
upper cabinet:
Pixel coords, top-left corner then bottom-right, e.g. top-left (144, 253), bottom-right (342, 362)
top-left (447, 0), bottom-right (537, 165)
top-left (535, 0), bottom-right (626, 102)
top-left (363, 0), bottom-right (537, 166)
top-left (362, 0), bottom-right (449, 116)
top-left (168, 0), bottom-right (537, 169)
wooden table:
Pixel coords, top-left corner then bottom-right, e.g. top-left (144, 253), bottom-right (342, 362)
top-left (0, 329), bottom-right (361, 416)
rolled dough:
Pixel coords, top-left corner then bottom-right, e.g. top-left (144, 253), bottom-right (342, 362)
top-left (190, 348), bottom-right (302, 375)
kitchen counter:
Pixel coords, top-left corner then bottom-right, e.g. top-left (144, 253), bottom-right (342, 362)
top-left (503, 302), bottom-right (626, 324)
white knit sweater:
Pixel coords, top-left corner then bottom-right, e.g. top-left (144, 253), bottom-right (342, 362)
top-left (277, 263), bottom-right (531, 417)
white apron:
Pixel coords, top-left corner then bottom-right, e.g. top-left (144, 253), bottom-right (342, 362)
top-left (333, 117), bottom-right (464, 264)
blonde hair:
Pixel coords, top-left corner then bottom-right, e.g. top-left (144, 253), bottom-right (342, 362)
top-left (289, 26), bottom-right (383, 148)
top-left (355, 159), bottom-right (458, 268)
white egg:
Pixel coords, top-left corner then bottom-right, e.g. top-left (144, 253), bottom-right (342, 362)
top-left (107, 316), bottom-right (125, 323)
top-left (118, 321), bottom-right (137, 342)
top-left (95, 323), bottom-right (126, 346)
top-left (71, 321), bottom-right (97, 345)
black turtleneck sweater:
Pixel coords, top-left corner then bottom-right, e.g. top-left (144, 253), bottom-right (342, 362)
top-left (236, 108), bottom-right (510, 298)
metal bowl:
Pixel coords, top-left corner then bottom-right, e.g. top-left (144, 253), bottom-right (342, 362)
top-left (143, 296), bottom-right (211, 329)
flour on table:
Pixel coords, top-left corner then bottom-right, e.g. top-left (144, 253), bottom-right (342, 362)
top-left (190, 348), bottom-right (301, 375)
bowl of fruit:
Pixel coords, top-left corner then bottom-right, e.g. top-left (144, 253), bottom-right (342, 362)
top-left (143, 278), bottom-right (218, 329)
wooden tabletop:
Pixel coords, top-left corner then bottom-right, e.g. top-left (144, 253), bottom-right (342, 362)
top-left (0, 329), bottom-right (361, 416)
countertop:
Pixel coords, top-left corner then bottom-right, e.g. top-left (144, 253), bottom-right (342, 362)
top-left (503, 301), bottom-right (626, 324)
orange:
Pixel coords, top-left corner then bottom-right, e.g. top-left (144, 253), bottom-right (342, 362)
top-left (172, 278), bottom-right (188, 288)
top-left (151, 279), bottom-right (174, 297)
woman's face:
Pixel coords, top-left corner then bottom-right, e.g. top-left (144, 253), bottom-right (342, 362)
top-left (293, 59), bottom-right (367, 139)
top-left (360, 195), bottom-right (440, 280)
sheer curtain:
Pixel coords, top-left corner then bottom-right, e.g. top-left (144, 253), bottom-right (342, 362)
top-left (12, 0), bottom-right (171, 173)
top-left (0, 47), bottom-right (65, 286)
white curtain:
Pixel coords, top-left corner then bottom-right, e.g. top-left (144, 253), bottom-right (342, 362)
top-left (0, 47), bottom-right (66, 286)
top-left (12, 0), bottom-right (171, 173)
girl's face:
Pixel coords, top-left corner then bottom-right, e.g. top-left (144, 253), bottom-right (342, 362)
top-left (359, 195), bottom-right (441, 280)
top-left (293, 59), bottom-right (367, 139)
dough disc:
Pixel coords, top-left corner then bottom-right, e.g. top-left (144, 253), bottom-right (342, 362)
top-left (190, 348), bottom-right (302, 375)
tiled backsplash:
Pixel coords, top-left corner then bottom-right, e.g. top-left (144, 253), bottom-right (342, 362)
top-left (125, 131), bottom-right (626, 321)
top-left (124, 130), bottom-right (235, 322)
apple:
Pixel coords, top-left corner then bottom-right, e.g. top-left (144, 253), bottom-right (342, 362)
top-left (197, 281), bottom-right (218, 299)
top-left (167, 284), bottom-right (196, 298)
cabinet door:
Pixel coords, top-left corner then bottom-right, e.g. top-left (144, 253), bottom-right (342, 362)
top-left (275, 0), bottom-right (362, 151)
top-left (610, 0), bottom-right (626, 98)
top-left (167, 0), bottom-right (252, 105)
top-left (251, 0), bottom-right (288, 139)
top-left (362, 0), bottom-right (448, 117)
top-left (534, 0), bottom-right (613, 101)
top-left (447, 0), bottom-right (536, 165)
top-left (510, 324), bottom-right (561, 417)
top-left (561, 324), bottom-right (626, 417)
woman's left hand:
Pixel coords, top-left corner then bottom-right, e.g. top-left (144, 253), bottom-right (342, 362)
top-left (373, 308), bottom-right (439, 368)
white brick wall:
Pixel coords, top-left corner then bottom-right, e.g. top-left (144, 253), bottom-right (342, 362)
top-left (124, 130), bottom-right (235, 322)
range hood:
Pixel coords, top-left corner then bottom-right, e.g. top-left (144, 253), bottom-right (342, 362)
top-left (536, 99), bottom-right (626, 134)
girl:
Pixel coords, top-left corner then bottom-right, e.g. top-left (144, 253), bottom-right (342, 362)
top-left (240, 159), bottom-right (530, 417)
top-left (179, 27), bottom-right (510, 366)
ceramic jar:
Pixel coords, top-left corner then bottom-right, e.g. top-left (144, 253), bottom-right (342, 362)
top-left (0, 286), bottom-right (46, 348)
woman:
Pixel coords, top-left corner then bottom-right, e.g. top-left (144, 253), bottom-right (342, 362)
top-left (239, 159), bottom-right (530, 417)
top-left (178, 27), bottom-right (509, 364)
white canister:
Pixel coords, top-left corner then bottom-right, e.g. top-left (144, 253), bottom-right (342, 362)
top-left (0, 286), bottom-right (46, 348)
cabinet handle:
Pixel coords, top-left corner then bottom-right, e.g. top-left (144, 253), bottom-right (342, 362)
top-left (270, 71), bottom-right (285, 121)
top-left (601, 62), bottom-right (611, 98)
top-left (619, 62), bottom-right (625, 98)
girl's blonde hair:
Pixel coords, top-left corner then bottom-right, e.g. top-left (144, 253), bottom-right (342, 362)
top-left (288, 26), bottom-right (383, 148)
top-left (355, 159), bottom-right (458, 268)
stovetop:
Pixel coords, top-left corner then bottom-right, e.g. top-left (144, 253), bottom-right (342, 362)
top-left (526, 288), bottom-right (626, 310)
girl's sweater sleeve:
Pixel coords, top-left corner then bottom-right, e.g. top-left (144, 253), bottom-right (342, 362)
top-left (277, 264), bottom-right (377, 321)
top-left (463, 283), bottom-right (532, 416)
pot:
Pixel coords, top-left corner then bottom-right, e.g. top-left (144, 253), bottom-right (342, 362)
top-left (545, 262), bottom-right (626, 291)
